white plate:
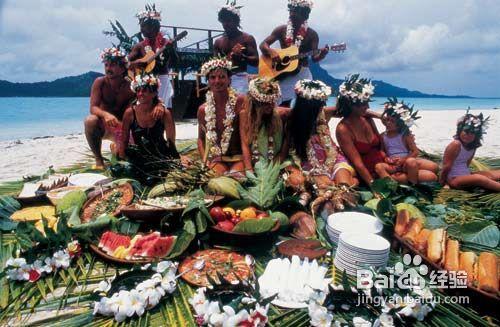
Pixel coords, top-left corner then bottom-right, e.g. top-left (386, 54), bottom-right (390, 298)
top-left (68, 173), bottom-right (108, 187)
top-left (339, 233), bottom-right (390, 252)
top-left (327, 212), bottom-right (383, 235)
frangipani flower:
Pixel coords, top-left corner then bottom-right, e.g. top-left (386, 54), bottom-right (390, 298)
top-left (309, 302), bottom-right (333, 327)
top-left (353, 316), bottom-right (372, 327)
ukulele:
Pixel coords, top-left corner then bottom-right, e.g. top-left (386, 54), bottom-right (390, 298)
top-left (128, 30), bottom-right (188, 80)
top-left (258, 43), bottom-right (347, 80)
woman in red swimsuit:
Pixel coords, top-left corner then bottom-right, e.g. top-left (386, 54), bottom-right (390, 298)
top-left (335, 75), bottom-right (406, 185)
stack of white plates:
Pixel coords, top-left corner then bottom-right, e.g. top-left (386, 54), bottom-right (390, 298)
top-left (326, 212), bottom-right (383, 244)
top-left (334, 232), bottom-right (390, 276)
top-left (68, 173), bottom-right (108, 187)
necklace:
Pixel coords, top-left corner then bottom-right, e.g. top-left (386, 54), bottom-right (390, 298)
top-left (204, 88), bottom-right (238, 160)
top-left (285, 19), bottom-right (308, 48)
top-left (306, 109), bottom-right (338, 175)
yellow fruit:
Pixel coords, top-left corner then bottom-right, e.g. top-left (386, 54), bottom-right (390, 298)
top-left (113, 246), bottom-right (126, 258)
top-left (11, 206), bottom-right (56, 221)
top-left (222, 207), bottom-right (236, 217)
top-left (34, 217), bottom-right (58, 236)
top-left (240, 207), bottom-right (257, 220)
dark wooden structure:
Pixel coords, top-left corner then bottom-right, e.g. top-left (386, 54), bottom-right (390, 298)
top-left (161, 25), bottom-right (224, 120)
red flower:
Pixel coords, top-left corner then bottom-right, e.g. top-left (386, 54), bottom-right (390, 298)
top-left (67, 241), bottom-right (82, 258)
top-left (28, 269), bottom-right (41, 282)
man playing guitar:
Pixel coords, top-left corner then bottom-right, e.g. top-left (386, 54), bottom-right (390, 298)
top-left (260, 0), bottom-right (328, 107)
top-left (214, 1), bottom-right (259, 94)
top-left (128, 4), bottom-right (175, 110)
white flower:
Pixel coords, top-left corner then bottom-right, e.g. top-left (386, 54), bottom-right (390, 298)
top-left (52, 250), bottom-right (71, 269)
top-left (225, 308), bottom-right (250, 327)
top-left (6, 257), bottom-right (27, 268)
top-left (156, 261), bottom-right (174, 273)
top-left (249, 304), bottom-right (269, 327)
top-left (114, 291), bottom-right (135, 322)
top-left (398, 302), bottom-right (433, 321)
top-left (129, 289), bottom-right (146, 317)
top-left (353, 316), bottom-right (372, 327)
top-left (161, 274), bottom-right (177, 294)
top-left (94, 297), bottom-right (114, 316)
top-left (308, 302), bottom-right (333, 327)
top-left (373, 313), bottom-right (394, 327)
top-left (95, 280), bottom-right (112, 294)
top-left (309, 290), bottom-right (327, 304)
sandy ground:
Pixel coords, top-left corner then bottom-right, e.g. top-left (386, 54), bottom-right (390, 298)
top-left (0, 111), bottom-right (498, 183)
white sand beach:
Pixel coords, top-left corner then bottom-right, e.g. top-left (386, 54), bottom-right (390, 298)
top-left (0, 110), bottom-right (498, 183)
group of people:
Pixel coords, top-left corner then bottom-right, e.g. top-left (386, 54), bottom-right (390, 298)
top-left (84, 0), bottom-right (500, 193)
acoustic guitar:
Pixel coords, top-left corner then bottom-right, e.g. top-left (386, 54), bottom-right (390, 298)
top-left (258, 43), bottom-right (347, 80)
top-left (128, 30), bottom-right (188, 80)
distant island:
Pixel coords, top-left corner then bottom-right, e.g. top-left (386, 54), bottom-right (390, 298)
top-left (0, 64), bottom-right (472, 98)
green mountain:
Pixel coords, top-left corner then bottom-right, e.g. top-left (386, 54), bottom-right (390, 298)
top-left (0, 72), bottom-right (103, 97)
top-left (309, 62), bottom-right (472, 98)
top-left (0, 66), bottom-right (471, 98)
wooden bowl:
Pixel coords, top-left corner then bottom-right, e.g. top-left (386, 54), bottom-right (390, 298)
top-left (120, 204), bottom-right (169, 222)
top-left (209, 220), bottom-right (280, 247)
top-left (81, 183), bottom-right (134, 223)
top-left (16, 194), bottom-right (48, 206)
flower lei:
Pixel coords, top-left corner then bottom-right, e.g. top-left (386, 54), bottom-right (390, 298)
top-left (383, 98), bottom-right (421, 134)
top-left (204, 88), bottom-right (238, 159)
top-left (189, 287), bottom-right (269, 327)
top-left (306, 109), bottom-right (338, 176)
top-left (338, 74), bottom-right (375, 104)
top-left (457, 110), bottom-right (490, 136)
top-left (93, 261), bottom-right (177, 322)
top-left (295, 79), bottom-right (332, 102)
top-left (251, 135), bottom-right (275, 163)
top-left (130, 74), bottom-right (160, 92)
top-left (100, 48), bottom-right (128, 64)
top-left (285, 19), bottom-right (308, 48)
top-left (5, 240), bottom-right (81, 283)
top-left (136, 4), bottom-right (162, 23)
top-left (201, 57), bottom-right (233, 77)
top-left (248, 78), bottom-right (281, 104)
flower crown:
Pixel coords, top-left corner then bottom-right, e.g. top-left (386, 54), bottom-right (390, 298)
top-left (288, 0), bottom-right (314, 9)
top-left (248, 78), bottom-right (281, 104)
top-left (200, 57), bottom-right (233, 77)
top-left (219, 0), bottom-right (242, 18)
top-left (383, 97), bottom-right (421, 133)
top-left (338, 74), bottom-right (375, 103)
top-left (136, 4), bottom-right (161, 23)
top-left (130, 74), bottom-right (160, 92)
top-left (294, 79), bottom-right (332, 102)
top-left (457, 110), bottom-right (490, 136)
top-left (100, 47), bottom-right (128, 64)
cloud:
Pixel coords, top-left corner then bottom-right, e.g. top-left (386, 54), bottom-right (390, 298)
top-left (0, 0), bottom-right (500, 97)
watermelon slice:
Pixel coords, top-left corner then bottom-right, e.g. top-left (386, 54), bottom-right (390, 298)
top-left (98, 231), bottom-right (131, 254)
top-left (98, 231), bottom-right (113, 248)
top-left (127, 232), bottom-right (161, 257)
top-left (141, 236), bottom-right (177, 258)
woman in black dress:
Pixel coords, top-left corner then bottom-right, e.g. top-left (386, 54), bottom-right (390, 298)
top-left (119, 74), bottom-right (179, 180)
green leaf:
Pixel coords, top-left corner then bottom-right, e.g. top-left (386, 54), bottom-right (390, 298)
top-left (56, 190), bottom-right (87, 214)
top-left (269, 211), bottom-right (289, 229)
top-left (167, 220), bottom-right (196, 259)
top-left (425, 215), bottom-right (448, 229)
top-left (459, 221), bottom-right (500, 247)
top-left (226, 200), bottom-right (253, 210)
top-left (364, 199), bottom-right (380, 210)
top-left (376, 198), bottom-right (395, 226)
top-left (233, 217), bottom-right (275, 233)
top-left (371, 178), bottom-right (398, 198)
top-left (358, 191), bottom-right (374, 202)
top-left (195, 211), bottom-right (207, 234)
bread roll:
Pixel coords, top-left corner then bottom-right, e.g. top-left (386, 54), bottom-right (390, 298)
top-left (427, 229), bottom-right (446, 263)
top-left (414, 229), bottom-right (431, 252)
top-left (443, 239), bottom-right (459, 271)
top-left (395, 210), bottom-right (411, 236)
top-left (477, 252), bottom-right (498, 293)
top-left (402, 218), bottom-right (424, 243)
top-left (459, 251), bottom-right (477, 284)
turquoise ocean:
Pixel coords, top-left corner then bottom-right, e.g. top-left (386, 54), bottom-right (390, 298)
top-left (1, 97), bottom-right (499, 142)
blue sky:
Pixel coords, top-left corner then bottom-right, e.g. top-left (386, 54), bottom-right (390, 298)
top-left (1, 0), bottom-right (499, 97)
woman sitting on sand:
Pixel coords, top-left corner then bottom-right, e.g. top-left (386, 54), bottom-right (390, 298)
top-left (197, 57), bottom-right (246, 176)
top-left (288, 79), bottom-right (357, 189)
top-left (239, 78), bottom-right (288, 171)
top-left (335, 74), bottom-right (405, 185)
top-left (119, 74), bottom-right (179, 174)
top-left (440, 111), bottom-right (500, 192)
top-left (375, 98), bottom-right (439, 184)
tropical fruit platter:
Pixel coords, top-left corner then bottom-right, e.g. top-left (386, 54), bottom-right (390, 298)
top-left (0, 155), bottom-right (499, 327)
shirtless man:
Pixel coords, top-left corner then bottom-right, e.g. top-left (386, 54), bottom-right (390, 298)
top-left (85, 48), bottom-right (134, 169)
top-left (260, 0), bottom-right (328, 107)
top-left (128, 4), bottom-right (174, 110)
top-left (213, 2), bottom-right (258, 94)
top-left (197, 58), bottom-right (246, 176)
